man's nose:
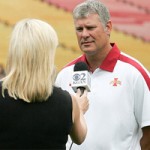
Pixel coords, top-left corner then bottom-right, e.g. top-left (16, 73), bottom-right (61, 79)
top-left (82, 28), bottom-right (89, 37)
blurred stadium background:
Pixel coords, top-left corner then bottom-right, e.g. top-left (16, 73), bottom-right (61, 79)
top-left (0, 0), bottom-right (150, 73)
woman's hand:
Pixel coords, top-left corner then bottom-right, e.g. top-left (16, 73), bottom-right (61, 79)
top-left (75, 89), bottom-right (89, 114)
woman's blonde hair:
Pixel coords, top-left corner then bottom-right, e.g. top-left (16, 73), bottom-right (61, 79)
top-left (1, 18), bottom-right (58, 102)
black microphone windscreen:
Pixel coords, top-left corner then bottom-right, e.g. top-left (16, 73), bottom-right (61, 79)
top-left (74, 61), bottom-right (89, 72)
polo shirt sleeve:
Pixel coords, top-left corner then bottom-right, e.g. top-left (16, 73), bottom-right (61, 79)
top-left (55, 71), bottom-right (63, 87)
top-left (134, 73), bottom-right (150, 128)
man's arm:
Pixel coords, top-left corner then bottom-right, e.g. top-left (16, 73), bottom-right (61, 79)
top-left (140, 126), bottom-right (150, 150)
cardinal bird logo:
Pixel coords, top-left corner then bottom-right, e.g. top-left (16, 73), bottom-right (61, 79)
top-left (110, 78), bottom-right (121, 86)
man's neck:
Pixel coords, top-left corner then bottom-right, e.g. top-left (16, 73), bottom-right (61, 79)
top-left (86, 44), bottom-right (112, 72)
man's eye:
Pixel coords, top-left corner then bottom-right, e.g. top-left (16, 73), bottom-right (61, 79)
top-left (76, 28), bottom-right (83, 32)
top-left (87, 27), bottom-right (95, 30)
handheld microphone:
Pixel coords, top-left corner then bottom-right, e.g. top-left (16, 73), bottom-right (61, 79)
top-left (71, 61), bottom-right (91, 95)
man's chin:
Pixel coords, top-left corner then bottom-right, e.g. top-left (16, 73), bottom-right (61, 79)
top-left (81, 47), bottom-right (92, 52)
top-left (81, 49), bottom-right (96, 55)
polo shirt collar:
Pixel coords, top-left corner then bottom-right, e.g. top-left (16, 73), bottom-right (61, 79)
top-left (78, 43), bottom-right (120, 72)
top-left (100, 43), bottom-right (120, 72)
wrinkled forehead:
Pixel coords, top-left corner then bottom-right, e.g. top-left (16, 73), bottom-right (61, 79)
top-left (74, 13), bottom-right (101, 25)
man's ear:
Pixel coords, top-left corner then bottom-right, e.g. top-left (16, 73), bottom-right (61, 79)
top-left (105, 20), bottom-right (112, 35)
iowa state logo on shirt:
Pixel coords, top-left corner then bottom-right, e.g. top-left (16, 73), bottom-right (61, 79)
top-left (110, 78), bottom-right (121, 86)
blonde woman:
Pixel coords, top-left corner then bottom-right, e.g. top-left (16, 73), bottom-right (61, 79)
top-left (0, 18), bottom-right (89, 149)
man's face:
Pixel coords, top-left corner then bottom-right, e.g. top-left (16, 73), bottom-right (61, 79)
top-left (74, 14), bottom-right (110, 55)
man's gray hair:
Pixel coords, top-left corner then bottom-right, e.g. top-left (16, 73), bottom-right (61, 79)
top-left (73, 0), bottom-right (110, 27)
